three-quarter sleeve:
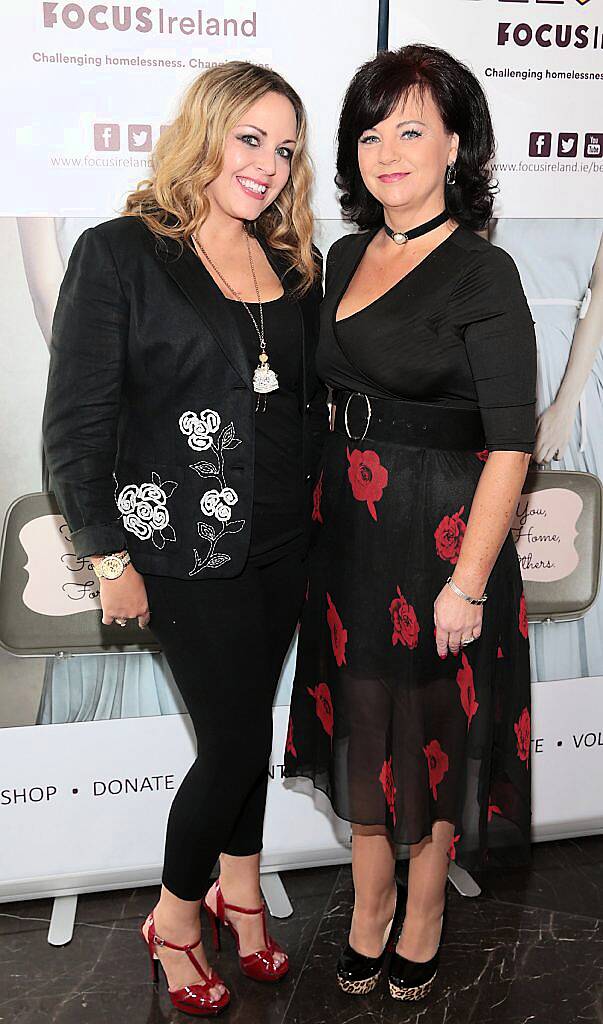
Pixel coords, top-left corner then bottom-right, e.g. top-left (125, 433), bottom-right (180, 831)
top-left (42, 227), bottom-right (129, 558)
top-left (451, 245), bottom-right (537, 453)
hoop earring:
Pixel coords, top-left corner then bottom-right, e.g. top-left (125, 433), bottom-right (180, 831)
top-left (446, 163), bottom-right (457, 186)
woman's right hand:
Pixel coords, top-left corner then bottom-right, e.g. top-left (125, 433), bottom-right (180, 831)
top-left (91, 558), bottom-right (151, 629)
top-left (534, 399), bottom-right (578, 464)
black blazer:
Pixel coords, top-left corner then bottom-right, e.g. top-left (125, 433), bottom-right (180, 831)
top-left (42, 216), bottom-right (327, 579)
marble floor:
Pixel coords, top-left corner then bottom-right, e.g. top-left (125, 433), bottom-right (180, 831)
top-left (1, 835), bottom-right (602, 1024)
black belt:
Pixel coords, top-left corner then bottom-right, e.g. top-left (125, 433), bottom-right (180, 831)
top-left (333, 389), bottom-right (486, 452)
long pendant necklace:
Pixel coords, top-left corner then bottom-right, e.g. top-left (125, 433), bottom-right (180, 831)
top-left (192, 232), bottom-right (279, 406)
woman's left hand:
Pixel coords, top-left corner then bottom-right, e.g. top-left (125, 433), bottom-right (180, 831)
top-left (434, 582), bottom-right (483, 658)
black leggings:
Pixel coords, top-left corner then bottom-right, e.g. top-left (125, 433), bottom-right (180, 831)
top-left (144, 550), bottom-right (306, 901)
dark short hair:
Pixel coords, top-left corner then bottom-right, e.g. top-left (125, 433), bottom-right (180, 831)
top-left (336, 44), bottom-right (497, 231)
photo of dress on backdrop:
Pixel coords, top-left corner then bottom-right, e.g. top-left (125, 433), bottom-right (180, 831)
top-left (0, 213), bottom-right (601, 728)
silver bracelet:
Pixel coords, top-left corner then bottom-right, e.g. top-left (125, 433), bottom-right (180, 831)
top-left (446, 576), bottom-right (487, 605)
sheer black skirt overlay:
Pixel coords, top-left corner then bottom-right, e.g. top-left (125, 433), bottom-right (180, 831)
top-left (285, 430), bottom-right (532, 869)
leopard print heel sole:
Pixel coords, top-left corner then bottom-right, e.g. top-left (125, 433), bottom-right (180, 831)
top-left (336, 970), bottom-right (382, 996)
top-left (388, 970), bottom-right (437, 1001)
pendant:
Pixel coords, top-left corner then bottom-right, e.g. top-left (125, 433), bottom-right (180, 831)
top-left (253, 362), bottom-right (279, 394)
top-left (392, 231), bottom-right (408, 245)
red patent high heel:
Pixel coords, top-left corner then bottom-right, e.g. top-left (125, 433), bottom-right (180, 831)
top-left (203, 880), bottom-right (289, 982)
top-left (140, 913), bottom-right (230, 1017)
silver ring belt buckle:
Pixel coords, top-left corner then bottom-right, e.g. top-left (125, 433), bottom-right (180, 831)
top-left (344, 392), bottom-right (372, 442)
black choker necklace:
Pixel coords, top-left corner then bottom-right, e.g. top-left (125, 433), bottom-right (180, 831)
top-left (383, 210), bottom-right (448, 246)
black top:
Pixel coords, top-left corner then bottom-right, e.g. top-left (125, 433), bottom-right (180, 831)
top-left (319, 225), bottom-right (537, 453)
top-left (228, 296), bottom-right (305, 559)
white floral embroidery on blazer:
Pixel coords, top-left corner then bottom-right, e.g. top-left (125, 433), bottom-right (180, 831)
top-left (179, 409), bottom-right (246, 575)
top-left (116, 473), bottom-right (178, 550)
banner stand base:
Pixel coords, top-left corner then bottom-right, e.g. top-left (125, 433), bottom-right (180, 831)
top-left (42, 872), bottom-right (294, 944)
top-left (260, 872), bottom-right (293, 918)
top-left (48, 894), bottom-right (78, 946)
top-left (447, 862), bottom-right (481, 898)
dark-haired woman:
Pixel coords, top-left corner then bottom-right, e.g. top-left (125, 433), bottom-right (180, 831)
top-left (285, 45), bottom-right (536, 1002)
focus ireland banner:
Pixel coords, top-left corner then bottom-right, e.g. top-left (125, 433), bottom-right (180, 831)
top-left (1, 0), bottom-right (378, 218)
top-left (390, 0), bottom-right (603, 217)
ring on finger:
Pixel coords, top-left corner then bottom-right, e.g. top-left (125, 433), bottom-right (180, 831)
top-left (115, 617), bottom-right (127, 627)
top-left (461, 635), bottom-right (476, 646)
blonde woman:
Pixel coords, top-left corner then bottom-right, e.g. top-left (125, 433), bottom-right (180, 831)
top-left (43, 63), bottom-right (325, 1016)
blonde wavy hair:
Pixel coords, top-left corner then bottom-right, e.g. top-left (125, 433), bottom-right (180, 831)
top-left (123, 62), bottom-right (318, 293)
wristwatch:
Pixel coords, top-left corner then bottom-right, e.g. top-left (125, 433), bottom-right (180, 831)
top-left (92, 551), bottom-right (131, 581)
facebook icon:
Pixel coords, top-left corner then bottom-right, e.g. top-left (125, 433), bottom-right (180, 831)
top-left (94, 124), bottom-right (120, 151)
top-left (529, 132), bottom-right (551, 158)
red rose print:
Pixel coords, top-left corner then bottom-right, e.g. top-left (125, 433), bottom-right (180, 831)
top-left (286, 717), bottom-right (297, 757)
top-left (379, 756), bottom-right (397, 825)
top-left (456, 652), bottom-right (479, 728)
top-left (390, 586), bottom-right (420, 650)
top-left (487, 803), bottom-right (502, 822)
top-left (475, 449), bottom-right (489, 462)
top-left (326, 593), bottom-right (348, 667)
top-left (423, 739), bottom-right (449, 800)
top-left (448, 833), bottom-right (461, 860)
top-left (346, 447), bottom-right (389, 521)
top-left (514, 707), bottom-right (530, 766)
top-left (312, 470), bottom-right (324, 524)
top-left (306, 682), bottom-right (334, 737)
top-left (434, 506), bottom-right (467, 565)
top-left (519, 592), bottom-right (529, 639)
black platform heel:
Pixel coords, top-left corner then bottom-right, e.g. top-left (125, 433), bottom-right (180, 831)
top-left (336, 879), bottom-right (405, 996)
top-left (388, 900), bottom-right (447, 1001)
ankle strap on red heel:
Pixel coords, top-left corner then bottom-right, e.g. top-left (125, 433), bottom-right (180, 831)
top-left (148, 914), bottom-right (203, 953)
top-left (214, 880), bottom-right (264, 916)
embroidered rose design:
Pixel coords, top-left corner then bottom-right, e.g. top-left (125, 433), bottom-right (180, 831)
top-left (519, 592), bottom-right (529, 639)
top-left (475, 449), bottom-right (489, 462)
top-left (456, 652), bottom-right (479, 729)
top-left (514, 707), bottom-right (530, 766)
top-left (200, 486), bottom-right (238, 524)
top-left (183, 413), bottom-right (245, 576)
top-left (179, 409), bottom-right (222, 451)
top-left (346, 447), bottom-right (389, 521)
top-left (116, 474), bottom-right (177, 549)
top-left (326, 593), bottom-right (348, 667)
top-left (312, 471), bottom-right (324, 524)
top-left (389, 586), bottom-right (420, 649)
top-left (448, 833), bottom-right (461, 860)
top-left (434, 506), bottom-right (467, 564)
top-left (423, 739), bottom-right (449, 800)
top-left (306, 682), bottom-right (334, 737)
top-left (286, 718), bottom-right (297, 757)
top-left (379, 757), bottom-right (397, 825)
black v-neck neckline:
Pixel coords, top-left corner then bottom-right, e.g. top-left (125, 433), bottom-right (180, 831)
top-left (334, 225), bottom-right (460, 327)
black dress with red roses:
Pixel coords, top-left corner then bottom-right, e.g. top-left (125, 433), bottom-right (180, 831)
top-left (284, 226), bottom-right (536, 869)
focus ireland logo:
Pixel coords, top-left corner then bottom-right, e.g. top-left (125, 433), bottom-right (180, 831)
top-left (42, 3), bottom-right (257, 37)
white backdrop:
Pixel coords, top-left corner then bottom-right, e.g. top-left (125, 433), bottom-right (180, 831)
top-left (389, 0), bottom-right (603, 217)
top-left (1, 0), bottom-right (602, 907)
top-left (2, 686), bottom-right (602, 900)
top-left (0, 1), bottom-right (377, 901)
top-left (1, 0), bottom-right (378, 218)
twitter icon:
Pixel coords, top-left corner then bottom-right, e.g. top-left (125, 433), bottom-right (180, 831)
top-left (557, 133), bottom-right (578, 158)
top-left (128, 124), bottom-right (152, 152)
